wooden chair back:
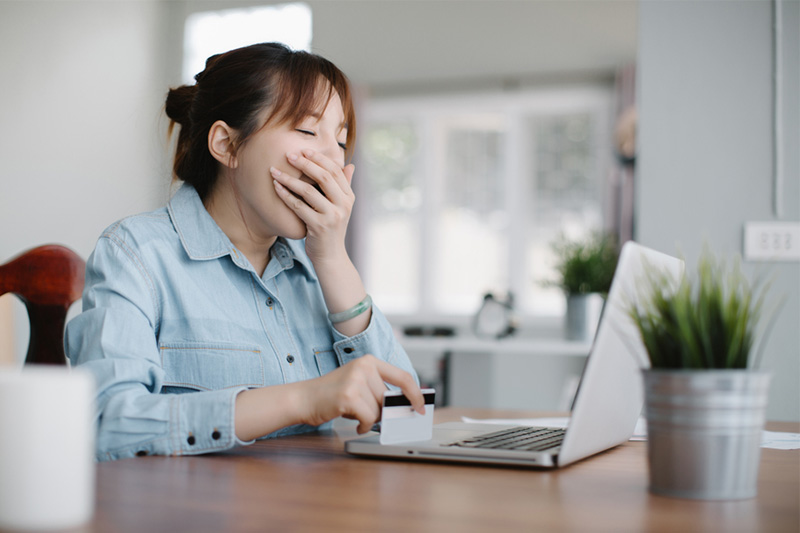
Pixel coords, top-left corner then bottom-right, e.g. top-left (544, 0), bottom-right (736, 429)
top-left (0, 245), bottom-right (86, 365)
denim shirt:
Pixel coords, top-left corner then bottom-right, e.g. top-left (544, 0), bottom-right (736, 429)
top-left (65, 183), bottom-right (418, 462)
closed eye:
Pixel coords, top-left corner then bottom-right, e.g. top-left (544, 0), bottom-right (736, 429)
top-left (297, 128), bottom-right (346, 151)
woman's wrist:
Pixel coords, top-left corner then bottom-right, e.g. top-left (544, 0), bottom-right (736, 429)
top-left (234, 382), bottom-right (309, 442)
top-left (310, 250), bottom-right (371, 336)
top-left (328, 294), bottom-right (372, 323)
top-left (307, 245), bottom-right (351, 272)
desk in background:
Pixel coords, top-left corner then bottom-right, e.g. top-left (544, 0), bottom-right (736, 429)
top-left (400, 334), bottom-right (592, 410)
top-left (93, 408), bottom-right (799, 533)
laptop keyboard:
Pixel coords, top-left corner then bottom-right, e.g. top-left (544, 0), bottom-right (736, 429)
top-left (447, 426), bottom-right (565, 452)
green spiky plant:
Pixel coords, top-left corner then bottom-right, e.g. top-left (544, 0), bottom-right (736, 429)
top-left (551, 232), bottom-right (619, 296)
top-left (630, 250), bottom-right (772, 369)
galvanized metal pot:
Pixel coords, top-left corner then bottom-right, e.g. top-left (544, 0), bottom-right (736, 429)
top-left (642, 370), bottom-right (771, 500)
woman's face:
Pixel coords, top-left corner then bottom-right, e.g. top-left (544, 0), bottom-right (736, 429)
top-left (224, 90), bottom-right (349, 243)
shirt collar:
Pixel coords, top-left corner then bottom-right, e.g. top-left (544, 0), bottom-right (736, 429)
top-left (168, 183), bottom-right (234, 261)
top-left (268, 238), bottom-right (317, 280)
top-left (167, 183), bottom-right (316, 279)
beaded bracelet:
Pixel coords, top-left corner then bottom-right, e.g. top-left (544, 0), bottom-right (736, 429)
top-left (328, 294), bottom-right (373, 324)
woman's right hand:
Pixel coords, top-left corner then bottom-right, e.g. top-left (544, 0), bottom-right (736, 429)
top-left (299, 355), bottom-right (425, 434)
top-left (235, 355), bottom-right (424, 442)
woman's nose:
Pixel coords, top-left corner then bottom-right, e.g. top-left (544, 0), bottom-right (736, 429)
top-left (321, 134), bottom-right (345, 167)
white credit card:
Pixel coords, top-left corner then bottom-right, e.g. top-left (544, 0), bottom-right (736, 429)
top-left (379, 388), bottom-right (435, 445)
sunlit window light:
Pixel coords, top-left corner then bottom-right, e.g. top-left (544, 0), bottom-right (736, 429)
top-left (183, 2), bottom-right (312, 83)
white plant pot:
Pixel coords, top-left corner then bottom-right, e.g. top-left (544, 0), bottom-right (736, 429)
top-left (642, 369), bottom-right (771, 500)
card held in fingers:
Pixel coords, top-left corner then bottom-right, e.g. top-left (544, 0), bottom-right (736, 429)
top-left (379, 388), bottom-right (435, 445)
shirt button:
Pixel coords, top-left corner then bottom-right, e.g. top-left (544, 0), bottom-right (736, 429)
top-left (286, 354), bottom-right (295, 364)
top-left (187, 435), bottom-right (196, 446)
top-left (344, 347), bottom-right (354, 354)
top-left (212, 430), bottom-right (221, 440)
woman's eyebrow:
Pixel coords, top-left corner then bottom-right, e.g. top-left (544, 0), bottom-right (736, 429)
top-left (306, 112), bottom-right (345, 125)
top-left (305, 112), bottom-right (347, 132)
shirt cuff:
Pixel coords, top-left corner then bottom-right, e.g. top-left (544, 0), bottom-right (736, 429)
top-left (172, 386), bottom-right (254, 456)
top-left (331, 305), bottom-right (401, 367)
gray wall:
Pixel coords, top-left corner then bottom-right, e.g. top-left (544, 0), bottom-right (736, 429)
top-left (0, 1), bottom-right (173, 261)
top-left (637, 0), bottom-right (799, 420)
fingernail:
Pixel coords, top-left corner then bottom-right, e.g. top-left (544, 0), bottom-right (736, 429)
top-left (287, 153), bottom-right (298, 161)
top-left (270, 166), bottom-right (282, 177)
top-left (303, 149), bottom-right (315, 157)
top-left (273, 180), bottom-right (283, 190)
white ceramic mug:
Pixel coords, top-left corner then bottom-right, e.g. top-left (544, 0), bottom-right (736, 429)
top-left (0, 367), bottom-right (96, 530)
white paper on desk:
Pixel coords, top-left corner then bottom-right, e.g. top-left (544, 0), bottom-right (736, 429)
top-left (761, 431), bottom-right (800, 450)
top-left (462, 417), bottom-right (800, 449)
top-left (628, 422), bottom-right (800, 449)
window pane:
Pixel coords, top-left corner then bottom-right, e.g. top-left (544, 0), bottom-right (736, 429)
top-left (361, 121), bottom-right (421, 311)
top-left (357, 89), bottom-right (611, 319)
top-left (524, 113), bottom-right (603, 315)
top-left (434, 117), bottom-right (508, 313)
top-left (183, 3), bottom-right (312, 83)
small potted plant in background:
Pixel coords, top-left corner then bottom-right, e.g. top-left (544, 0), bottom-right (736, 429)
top-left (630, 249), bottom-right (774, 500)
top-left (550, 232), bottom-right (619, 341)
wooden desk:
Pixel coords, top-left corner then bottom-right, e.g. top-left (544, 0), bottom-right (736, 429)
top-left (93, 408), bottom-right (799, 533)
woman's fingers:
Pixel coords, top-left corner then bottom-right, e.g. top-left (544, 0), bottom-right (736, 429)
top-left (307, 355), bottom-right (424, 433)
top-left (350, 355), bottom-right (426, 416)
top-left (270, 150), bottom-right (355, 223)
top-left (271, 167), bottom-right (325, 215)
top-left (346, 388), bottom-right (382, 434)
top-left (343, 163), bottom-right (355, 186)
top-left (286, 150), bottom-right (353, 203)
top-left (348, 357), bottom-right (423, 432)
top-left (372, 358), bottom-right (426, 415)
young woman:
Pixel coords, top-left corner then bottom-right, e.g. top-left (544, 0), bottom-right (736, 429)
top-left (65, 42), bottom-right (424, 461)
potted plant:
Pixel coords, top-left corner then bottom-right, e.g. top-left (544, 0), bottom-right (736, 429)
top-left (629, 249), bottom-right (773, 500)
top-left (550, 232), bottom-right (618, 341)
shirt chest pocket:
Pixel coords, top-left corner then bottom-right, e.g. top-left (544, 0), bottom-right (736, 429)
top-left (159, 342), bottom-right (265, 392)
top-left (313, 347), bottom-right (339, 377)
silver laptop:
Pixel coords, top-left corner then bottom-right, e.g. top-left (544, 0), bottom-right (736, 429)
top-left (346, 241), bottom-right (684, 468)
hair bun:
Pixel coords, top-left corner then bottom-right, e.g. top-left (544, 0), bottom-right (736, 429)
top-left (165, 84), bottom-right (196, 127)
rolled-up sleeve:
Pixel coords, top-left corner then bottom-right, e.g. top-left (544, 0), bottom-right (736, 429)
top-left (65, 234), bottom-right (251, 461)
top-left (331, 304), bottom-right (419, 385)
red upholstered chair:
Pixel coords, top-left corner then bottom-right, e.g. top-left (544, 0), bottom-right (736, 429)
top-left (0, 245), bottom-right (86, 365)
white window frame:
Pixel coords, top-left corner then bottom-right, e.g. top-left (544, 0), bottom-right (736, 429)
top-left (355, 85), bottom-right (614, 329)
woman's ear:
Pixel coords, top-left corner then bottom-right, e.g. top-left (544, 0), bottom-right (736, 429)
top-left (208, 120), bottom-right (238, 168)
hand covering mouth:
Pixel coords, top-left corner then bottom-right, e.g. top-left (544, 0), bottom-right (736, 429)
top-left (287, 174), bottom-right (325, 207)
top-left (298, 174), bottom-right (325, 198)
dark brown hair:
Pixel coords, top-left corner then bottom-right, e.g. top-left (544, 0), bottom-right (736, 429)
top-left (165, 42), bottom-right (356, 200)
